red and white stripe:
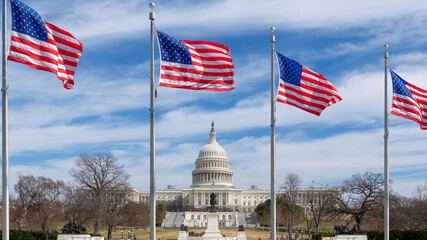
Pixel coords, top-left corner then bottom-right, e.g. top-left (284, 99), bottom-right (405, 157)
top-left (159, 40), bottom-right (235, 92)
top-left (8, 22), bottom-right (83, 89)
top-left (276, 66), bottom-right (342, 116)
top-left (391, 82), bottom-right (427, 130)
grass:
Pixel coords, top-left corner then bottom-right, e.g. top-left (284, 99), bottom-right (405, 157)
top-left (102, 228), bottom-right (314, 240)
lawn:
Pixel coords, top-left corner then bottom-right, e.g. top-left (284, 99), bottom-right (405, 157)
top-left (104, 228), bottom-right (312, 240)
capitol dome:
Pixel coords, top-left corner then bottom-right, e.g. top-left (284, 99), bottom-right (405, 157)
top-left (191, 122), bottom-right (234, 187)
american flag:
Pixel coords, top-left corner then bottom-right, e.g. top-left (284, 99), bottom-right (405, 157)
top-left (390, 69), bottom-right (427, 130)
top-left (8, 0), bottom-right (83, 89)
top-left (157, 31), bottom-right (234, 92)
top-left (275, 52), bottom-right (342, 116)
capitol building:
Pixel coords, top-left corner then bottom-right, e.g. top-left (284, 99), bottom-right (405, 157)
top-left (129, 123), bottom-right (335, 221)
top-left (130, 123), bottom-right (270, 213)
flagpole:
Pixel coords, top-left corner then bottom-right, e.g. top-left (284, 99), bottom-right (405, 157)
top-left (2, 0), bottom-right (9, 238)
top-left (383, 44), bottom-right (389, 240)
top-left (149, 3), bottom-right (156, 240)
top-left (270, 27), bottom-right (276, 240)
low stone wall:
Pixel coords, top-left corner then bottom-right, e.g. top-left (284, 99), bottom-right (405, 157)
top-left (187, 237), bottom-right (243, 240)
top-left (178, 230), bottom-right (246, 240)
top-left (322, 235), bottom-right (367, 240)
top-left (57, 234), bottom-right (104, 240)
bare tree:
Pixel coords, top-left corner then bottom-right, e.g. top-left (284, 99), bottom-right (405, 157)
top-left (10, 174), bottom-right (38, 229)
top-left (412, 180), bottom-right (427, 229)
top-left (103, 191), bottom-right (130, 240)
top-left (12, 174), bottom-right (68, 240)
top-left (332, 172), bottom-right (384, 231)
top-left (122, 202), bottom-right (150, 228)
top-left (304, 187), bottom-right (336, 233)
top-left (414, 179), bottom-right (427, 201)
top-left (70, 153), bottom-right (130, 234)
top-left (63, 187), bottom-right (97, 226)
top-left (389, 193), bottom-right (415, 230)
top-left (32, 177), bottom-right (68, 240)
top-left (280, 173), bottom-right (302, 235)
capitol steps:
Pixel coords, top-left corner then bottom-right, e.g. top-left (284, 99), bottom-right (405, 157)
top-left (237, 212), bottom-right (256, 228)
top-left (245, 212), bottom-right (256, 228)
top-left (237, 213), bottom-right (247, 227)
top-left (173, 212), bottom-right (185, 227)
top-left (164, 212), bottom-right (177, 228)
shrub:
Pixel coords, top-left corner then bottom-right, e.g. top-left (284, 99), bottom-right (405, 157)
top-left (368, 230), bottom-right (427, 240)
top-left (314, 230), bottom-right (427, 240)
top-left (0, 230), bottom-right (58, 240)
top-left (311, 232), bottom-right (336, 240)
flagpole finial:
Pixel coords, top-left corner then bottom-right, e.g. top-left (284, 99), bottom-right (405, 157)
top-left (384, 44), bottom-right (389, 58)
top-left (270, 27), bottom-right (275, 43)
top-left (149, 3), bottom-right (155, 9)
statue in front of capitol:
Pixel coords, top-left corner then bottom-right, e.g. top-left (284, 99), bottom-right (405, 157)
top-left (209, 192), bottom-right (217, 212)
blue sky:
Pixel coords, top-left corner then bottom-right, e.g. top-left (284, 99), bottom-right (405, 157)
top-left (2, 0), bottom-right (427, 197)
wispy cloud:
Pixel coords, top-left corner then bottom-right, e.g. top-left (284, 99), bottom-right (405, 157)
top-left (3, 0), bottom-right (427, 199)
top-left (28, 0), bottom-right (427, 43)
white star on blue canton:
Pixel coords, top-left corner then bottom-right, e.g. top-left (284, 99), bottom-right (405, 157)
top-left (157, 30), bottom-right (192, 64)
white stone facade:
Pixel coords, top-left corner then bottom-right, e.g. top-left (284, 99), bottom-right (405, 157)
top-left (129, 123), bottom-right (336, 213)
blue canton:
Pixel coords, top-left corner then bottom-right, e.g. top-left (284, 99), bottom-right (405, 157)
top-left (276, 52), bottom-right (302, 86)
top-left (157, 31), bottom-right (192, 64)
top-left (10, 0), bottom-right (47, 41)
top-left (390, 69), bottom-right (412, 98)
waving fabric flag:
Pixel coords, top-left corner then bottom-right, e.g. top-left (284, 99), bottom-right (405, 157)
top-left (8, 0), bottom-right (83, 89)
top-left (275, 52), bottom-right (342, 116)
top-left (157, 30), bottom-right (234, 91)
top-left (390, 69), bottom-right (427, 130)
